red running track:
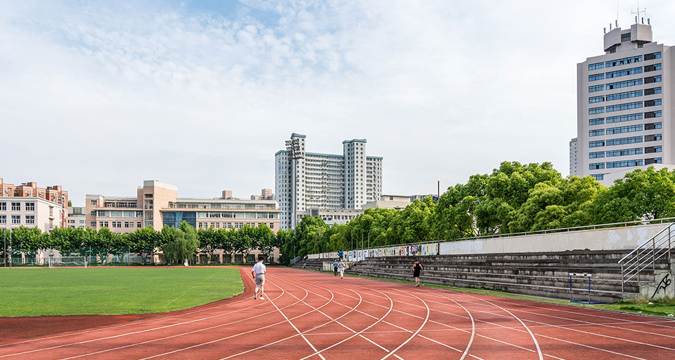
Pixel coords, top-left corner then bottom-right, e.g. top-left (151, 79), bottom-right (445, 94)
top-left (1, 267), bottom-right (675, 360)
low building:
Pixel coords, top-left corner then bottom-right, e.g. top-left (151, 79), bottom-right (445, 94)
top-left (0, 197), bottom-right (65, 232)
top-left (67, 207), bottom-right (86, 229)
top-left (0, 178), bottom-right (68, 227)
top-left (362, 195), bottom-right (411, 210)
top-left (298, 208), bottom-right (363, 226)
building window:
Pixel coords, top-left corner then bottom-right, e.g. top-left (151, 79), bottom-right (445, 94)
top-left (620, 32), bottom-right (631, 42)
top-left (11, 215), bottom-right (20, 224)
top-left (606, 124), bottom-right (643, 135)
top-left (589, 163), bottom-right (605, 170)
top-left (0, 202), bottom-right (5, 211)
top-left (125, 221), bottom-right (131, 228)
top-left (589, 107), bottom-right (604, 115)
top-left (644, 75), bottom-right (661, 84)
top-left (645, 110), bottom-right (662, 119)
top-left (645, 134), bottom-right (662, 142)
top-left (606, 78), bottom-right (642, 90)
top-left (606, 159), bottom-right (643, 168)
top-left (606, 101), bottom-right (643, 112)
top-left (645, 146), bottom-right (662, 154)
top-left (606, 55), bottom-right (642, 68)
top-left (606, 136), bottom-right (643, 146)
top-left (606, 148), bottom-right (643, 157)
top-left (645, 122), bottom-right (662, 130)
top-left (91, 222), bottom-right (96, 227)
top-left (90, 200), bottom-right (97, 205)
top-left (644, 63), bottom-right (662, 72)
top-left (644, 87), bottom-right (662, 95)
top-left (588, 62), bottom-right (605, 71)
top-left (24, 202), bottom-right (35, 211)
top-left (588, 74), bottom-right (605, 82)
top-left (606, 67), bottom-right (642, 79)
top-left (589, 96), bottom-right (605, 103)
top-left (589, 84), bottom-right (604, 92)
top-left (26, 215), bottom-right (35, 224)
top-left (589, 129), bottom-right (605, 137)
top-left (591, 174), bottom-right (605, 180)
top-left (11, 202), bottom-right (20, 211)
top-left (0, 215), bottom-right (5, 224)
top-left (589, 151), bottom-right (605, 159)
top-left (605, 90), bottom-right (642, 101)
top-left (645, 157), bottom-right (663, 165)
top-left (644, 52), bottom-right (661, 61)
top-left (137, 221), bottom-right (142, 228)
top-left (644, 99), bottom-right (662, 107)
top-left (606, 112), bottom-right (642, 124)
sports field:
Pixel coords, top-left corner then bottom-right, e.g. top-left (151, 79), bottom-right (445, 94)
top-left (0, 267), bottom-right (243, 316)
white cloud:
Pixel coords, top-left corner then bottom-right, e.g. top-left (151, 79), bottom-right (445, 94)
top-left (2, 0), bottom-right (675, 204)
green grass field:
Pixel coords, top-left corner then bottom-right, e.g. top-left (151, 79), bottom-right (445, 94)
top-left (0, 267), bottom-right (244, 317)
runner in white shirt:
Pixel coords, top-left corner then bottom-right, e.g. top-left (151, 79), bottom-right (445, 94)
top-left (251, 256), bottom-right (266, 300)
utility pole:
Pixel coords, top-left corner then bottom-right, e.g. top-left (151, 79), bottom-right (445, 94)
top-left (8, 230), bottom-right (11, 269)
top-left (3, 230), bottom-right (6, 268)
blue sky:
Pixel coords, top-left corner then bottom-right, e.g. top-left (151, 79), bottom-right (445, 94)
top-left (2, 0), bottom-right (675, 206)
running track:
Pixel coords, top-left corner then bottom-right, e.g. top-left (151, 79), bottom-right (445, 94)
top-left (1, 268), bottom-right (675, 360)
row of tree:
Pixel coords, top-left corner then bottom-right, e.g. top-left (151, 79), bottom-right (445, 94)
top-left (278, 163), bottom-right (675, 260)
top-left (1, 222), bottom-right (278, 265)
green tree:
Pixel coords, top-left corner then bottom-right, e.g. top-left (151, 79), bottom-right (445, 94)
top-left (162, 222), bottom-right (199, 265)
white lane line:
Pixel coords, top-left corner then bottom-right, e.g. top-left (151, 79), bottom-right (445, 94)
top-left (449, 298), bottom-right (475, 360)
top-left (274, 277), bottom-right (404, 360)
top-left (0, 268), bottom-right (255, 349)
top-left (481, 299), bottom-right (543, 360)
top-left (380, 291), bottom-right (430, 360)
top-left (0, 280), bottom-right (288, 359)
top-left (137, 274), bottom-right (331, 360)
top-left (57, 279), bottom-right (302, 360)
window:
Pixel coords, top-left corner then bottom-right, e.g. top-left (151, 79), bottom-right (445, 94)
top-left (644, 99), bottom-right (662, 107)
top-left (606, 67), bottom-right (642, 79)
top-left (270, 223), bottom-right (274, 229)
top-left (589, 96), bottom-right (605, 103)
top-left (605, 101), bottom-right (642, 112)
top-left (591, 174), bottom-right (605, 181)
top-left (620, 33), bottom-right (631, 42)
top-left (645, 122), bottom-right (662, 130)
top-left (589, 107), bottom-right (604, 115)
top-left (606, 55), bottom-right (641, 68)
top-left (644, 52), bottom-right (661, 61)
top-left (0, 202), bottom-right (5, 211)
top-left (137, 221), bottom-right (142, 228)
top-left (644, 75), bottom-right (661, 84)
top-left (0, 215), bottom-right (5, 224)
top-left (589, 129), bottom-right (605, 137)
top-left (589, 163), bottom-right (605, 170)
top-left (91, 222), bottom-right (96, 227)
top-left (588, 62), bottom-right (605, 71)
top-left (644, 87), bottom-right (662, 95)
top-left (645, 146), bottom-right (662, 154)
top-left (11, 202), bottom-right (20, 211)
top-left (606, 160), bottom-right (643, 168)
top-left (26, 215), bottom-right (35, 224)
top-left (605, 90), bottom-right (642, 101)
top-left (645, 157), bottom-right (663, 165)
top-left (589, 151), bottom-right (605, 159)
top-left (589, 74), bottom-right (604, 82)
top-left (644, 63), bottom-right (661, 72)
top-left (589, 84), bottom-right (604, 93)
top-left (25, 202), bottom-right (35, 211)
top-left (589, 118), bottom-right (604, 126)
top-left (606, 136), bottom-right (642, 146)
top-left (645, 110), bottom-right (662, 118)
top-left (90, 200), bottom-right (97, 205)
top-left (606, 124), bottom-right (643, 135)
top-left (606, 112), bottom-right (642, 124)
top-left (645, 134), bottom-right (662, 142)
top-left (125, 221), bottom-right (131, 228)
top-left (606, 148), bottom-right (643, 157)
top-left (11, 215), bottom-right (20, 224)
top-left (606, 78), bottom-right (642, 90)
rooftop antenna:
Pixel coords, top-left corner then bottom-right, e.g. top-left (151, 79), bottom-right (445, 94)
top-left (631, 2), bottom-right (646, 24)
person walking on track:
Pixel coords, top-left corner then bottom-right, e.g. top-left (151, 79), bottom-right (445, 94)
top-left (338, 259), bottom-right (346, 279)
top-left (333, 259), bottom-right (339, 276)
top-left (251, 256), bottom-right (266, 300)
top-left (412, 260), bottom-right (423, 287)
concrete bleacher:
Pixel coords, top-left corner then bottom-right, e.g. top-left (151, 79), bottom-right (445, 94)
top-left (343, 250), bottom-right (671, 303)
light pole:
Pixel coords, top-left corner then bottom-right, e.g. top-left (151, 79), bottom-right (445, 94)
top-left (8, 230), bottom-right (11, 269)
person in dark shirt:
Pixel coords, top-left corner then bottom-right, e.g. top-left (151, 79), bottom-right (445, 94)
top-left (411, 260), bottom-right (423, 287)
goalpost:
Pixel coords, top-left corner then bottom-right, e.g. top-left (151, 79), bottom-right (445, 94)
top-left (47, 256), bottom-right (89, 268)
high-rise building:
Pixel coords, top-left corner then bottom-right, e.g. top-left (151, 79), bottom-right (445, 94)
top-left (576, 19), bottom-right (670, 185)
top-left (569, 137), bottom-right (579, 176)
top-left (275, 133), bottom-right (383, 229)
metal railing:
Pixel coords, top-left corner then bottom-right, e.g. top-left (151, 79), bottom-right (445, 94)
top-left (618, 222), bottom-right (674, 293)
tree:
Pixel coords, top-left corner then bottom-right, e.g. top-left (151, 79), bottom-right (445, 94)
top-left (256, 224), bottom-right (276, 261)
top-left (162, 222), bottom-right (199, 265)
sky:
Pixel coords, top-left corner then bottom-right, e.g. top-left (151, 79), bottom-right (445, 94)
top-left (2, 0), bottom-right (675, 207)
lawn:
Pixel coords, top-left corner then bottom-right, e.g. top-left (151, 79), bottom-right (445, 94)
top-left (0, 267), bottom-right (244, 317)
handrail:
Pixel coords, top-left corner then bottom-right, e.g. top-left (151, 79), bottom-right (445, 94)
top-left (618, 222), bottom-right (674, 293)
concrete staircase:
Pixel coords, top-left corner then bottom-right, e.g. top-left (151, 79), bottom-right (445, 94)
top-left (342, 250), bottom-right (671, 303)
